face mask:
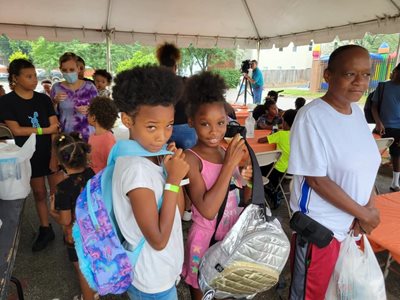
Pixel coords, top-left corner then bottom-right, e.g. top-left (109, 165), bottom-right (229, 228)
top-left (63, 72), bottom-right (78, 84)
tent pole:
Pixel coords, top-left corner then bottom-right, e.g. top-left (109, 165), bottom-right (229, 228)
top-left (256, 39), bottom-right (261, 62)
top-left (106, 31), bottom-right (112, 73)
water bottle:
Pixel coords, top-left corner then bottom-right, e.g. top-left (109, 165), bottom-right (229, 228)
top-left (272, 124), bottom-right (279, 133)
top-left (245, 112), bottom-right (255, 138)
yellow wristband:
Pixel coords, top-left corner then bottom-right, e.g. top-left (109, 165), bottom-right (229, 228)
top-left (37, 127), bottom-right (43, 135)
top-left (164, 183), bottom-right (179, 193)
top-left (246, 182), bottom-right (253, 189)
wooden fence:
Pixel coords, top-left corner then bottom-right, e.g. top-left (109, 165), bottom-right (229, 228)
top-left (262, 69), bottom-right (311, 87)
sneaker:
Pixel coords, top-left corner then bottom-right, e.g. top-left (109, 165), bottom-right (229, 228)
top-left (182, 210), bottom-right (192, 221)
top-left (32, 224), bottom-right (55, 252)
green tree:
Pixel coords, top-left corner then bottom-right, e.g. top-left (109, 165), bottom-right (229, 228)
top-left (212, 69), bottom-right (241, 88)
top-left (0, 35), bottom-right (32, 63)
top-left (179, 45), bottom-right (239, 75)
top-left (30, 37), bottom-right (68, 70)
top-left (9, 50), bottom-right (29, 62)
top-left (354, 33), bottom-right (399, 53)
top-left (116, 50), bottom-right (157, 73)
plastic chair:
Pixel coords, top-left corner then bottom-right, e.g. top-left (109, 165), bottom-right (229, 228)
top-left (255, 150), bottom-right (282, 185)
top-left (274, 171), bottom-right (293, 218)
top-left (375, 137), bottom-right (394, 155)
top-left (255, 150), bottom-right (282, 210)
top-left (0, 124), bottom-right (13, 140)
top-left (375, 137), bottom-right (394, 194)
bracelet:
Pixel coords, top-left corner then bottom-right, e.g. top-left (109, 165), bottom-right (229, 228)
top-left (246, 182), bottom-right (253, 189)
top-left (37, 127), bottom-right (43, 135)
top-left (164, 183), bottom-right (180, 193)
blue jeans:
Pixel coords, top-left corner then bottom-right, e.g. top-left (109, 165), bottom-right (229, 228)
top-left (170, 124), bottom-right (197, 150)
top-left (252, 86), bottom-right (263, 104)
top-left (127, 285), bottom-right (178, 300)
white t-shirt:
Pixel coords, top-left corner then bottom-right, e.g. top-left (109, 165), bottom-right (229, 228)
top-left (112, 156), bottom-right (184, 293)
top-left (288, 99), bottom-right (381, 241)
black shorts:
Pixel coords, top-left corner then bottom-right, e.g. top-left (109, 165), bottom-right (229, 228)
top-left (383, 128), bottom-right (400, 157)
top-left (66, 243), bottom-right (78, 262)
top-left (30, 148), bottom-right (52, 178)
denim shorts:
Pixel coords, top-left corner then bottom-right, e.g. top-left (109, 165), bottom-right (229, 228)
top-left (127, 285), bottom-right (177, 300)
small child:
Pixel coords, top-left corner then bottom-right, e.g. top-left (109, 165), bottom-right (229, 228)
top-left (295, 97), bottom-right (306, 110)
top-left (87, 96), bottom-right (118, 173)
top-left (93, 69), bottom-right (112, 97)
top-left (49, 133), bottom-right (96, 300)
top-left (181, 72), bottom-right (253, 300)
top-left (111, 66), bottom-right (189, 299)
top-left (256, 99), bottom-right (283, 129)
top-left (258, 109), bottom-right (297, 208)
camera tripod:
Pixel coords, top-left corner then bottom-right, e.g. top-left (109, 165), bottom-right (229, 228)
top-left (235, 75), bottom-right (254, 105)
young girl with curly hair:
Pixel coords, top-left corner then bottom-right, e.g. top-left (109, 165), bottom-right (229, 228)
top-left (87, 96), bottom-right (118, 173)
top-left (112, 66), bottom-right (189, 299)
top-left (181, 72), bottom-right (253, 300)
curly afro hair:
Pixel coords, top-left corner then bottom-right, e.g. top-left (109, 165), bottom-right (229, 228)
top-left (88, 96), bottom-right (119, 130)
top-left (156, 43), bottom-right (181, 68)
top-left (53, 132), bottom-right (91, 169)
top-left (112, 66), bottom-right (183, 117)
top-left (93, 69), bottom-right (112, 84)
top-left (184, 71), bottom-right (227, 118)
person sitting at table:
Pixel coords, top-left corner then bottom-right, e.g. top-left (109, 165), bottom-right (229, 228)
top-left (295, 97), bottom-right (306, 110)
top-left (258, 109), bottom-right (297, 208)
top-left (252, 90), bottom-right (282, 121)
top-left (256, 99), bottom-right (282, 129)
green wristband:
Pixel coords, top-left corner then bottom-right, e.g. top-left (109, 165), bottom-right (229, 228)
top-left (164, 183), bottom-right (180, 193)
top-left (37, 127), bottom-right (43, 135)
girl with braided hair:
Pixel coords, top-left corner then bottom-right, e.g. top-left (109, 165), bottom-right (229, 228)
top-left (49, 133), bottom-right (97, 300)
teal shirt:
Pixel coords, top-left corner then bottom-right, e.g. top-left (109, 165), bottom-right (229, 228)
top-left (251, 67), bottom-right (264, 88)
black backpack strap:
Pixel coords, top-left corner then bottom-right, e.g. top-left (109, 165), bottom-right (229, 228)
top-left (209, 183), bottom-right (237, 247)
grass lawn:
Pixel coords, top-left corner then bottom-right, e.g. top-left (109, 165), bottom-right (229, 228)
top-left (279, 88), bottom-right (368, 104)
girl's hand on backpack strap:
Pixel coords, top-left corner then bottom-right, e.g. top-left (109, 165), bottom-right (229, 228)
top-left (224, 133), bottom-right (245, 168)
top-left (241, 164), bottom-right (253, 182)
top-left (164, 148), bottom-right (190, 185)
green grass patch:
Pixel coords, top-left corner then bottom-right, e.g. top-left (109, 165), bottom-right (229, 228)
top-left (279, 89), bottom-right (324, 99)
top-left (279, 88), bottom-right (367, 104)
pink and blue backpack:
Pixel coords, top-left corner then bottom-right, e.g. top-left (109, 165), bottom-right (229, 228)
top-left (72, 140), bottom-right (172, 295)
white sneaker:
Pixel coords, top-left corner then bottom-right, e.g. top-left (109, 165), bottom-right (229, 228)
top-left (182, 210), bottom-right (192, 221)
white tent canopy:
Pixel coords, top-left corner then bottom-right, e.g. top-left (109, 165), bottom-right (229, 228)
top-left (0, 0), bottom-right (399, 49)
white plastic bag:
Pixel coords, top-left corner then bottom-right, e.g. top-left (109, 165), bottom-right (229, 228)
top-left (325, 233), bottom-right (386, 300)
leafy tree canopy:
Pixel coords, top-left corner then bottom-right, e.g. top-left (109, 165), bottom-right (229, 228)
top-left (9, 50), bottom-right (29, 62)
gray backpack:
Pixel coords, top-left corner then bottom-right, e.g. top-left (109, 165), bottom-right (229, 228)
top-left (198, 141), bottom-right (290, 299)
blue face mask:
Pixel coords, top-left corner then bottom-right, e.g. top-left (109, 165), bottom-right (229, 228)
top-left (63, 72), bottom-right (78, 84)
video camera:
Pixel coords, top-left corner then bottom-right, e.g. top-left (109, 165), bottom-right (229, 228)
top-left (240, 59), bottom-right (252, 74)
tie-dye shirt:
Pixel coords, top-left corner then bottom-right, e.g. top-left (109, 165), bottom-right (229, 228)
top-left (51, 81), bottom-right (98, 141)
